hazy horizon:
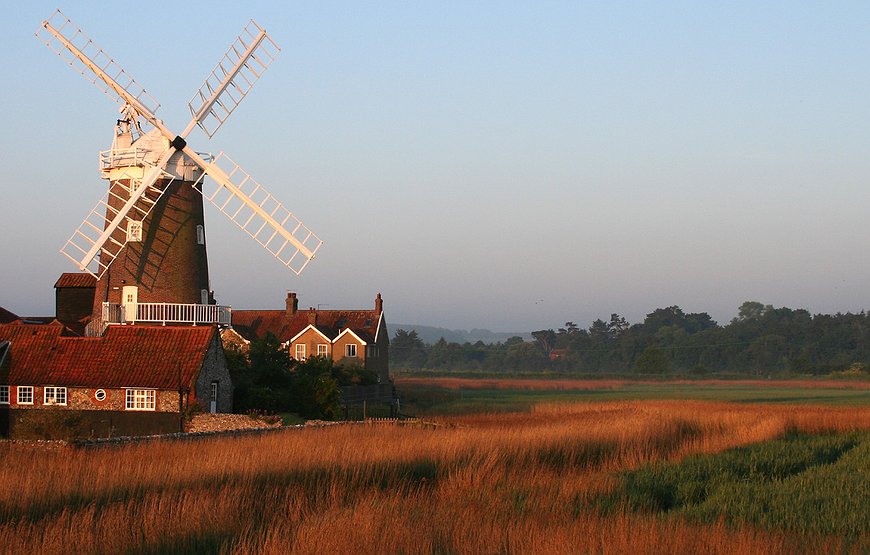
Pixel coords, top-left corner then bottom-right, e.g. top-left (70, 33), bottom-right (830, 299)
top-left (3, 2), bottom-right (870, 332)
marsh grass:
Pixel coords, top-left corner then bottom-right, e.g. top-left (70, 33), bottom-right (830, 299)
top-left (1, 400), bottom-right (869, 553)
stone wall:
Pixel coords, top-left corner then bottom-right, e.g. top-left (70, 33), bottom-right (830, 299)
top-left (193, 332), bottom-right (233, 413)
top-left (1, 407), bottom-right (181, 439)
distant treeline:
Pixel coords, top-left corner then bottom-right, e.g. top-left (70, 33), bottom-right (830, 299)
top-left (390, 302), bottom-right (870, 375)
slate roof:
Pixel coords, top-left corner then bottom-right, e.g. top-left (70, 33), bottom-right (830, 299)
top-left (0, 322), bottom-right (217, 389)
top-left (232, 308), bottom-right (382, 344)
top-left (54, 273), bottom-right (97, 289)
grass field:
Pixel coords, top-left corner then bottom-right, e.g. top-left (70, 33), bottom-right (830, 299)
top-left (2, 378), bottom-right (870, 553)
top-left (395, 377), bottom-right (870, 415)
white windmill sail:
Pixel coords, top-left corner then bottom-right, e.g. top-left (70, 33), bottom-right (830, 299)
top-left (37, 10), bottom-right (322, 278)
top-left (187, 20), bottom-right (280, 139)
top-left (35, 10), bottom-right (159, 118)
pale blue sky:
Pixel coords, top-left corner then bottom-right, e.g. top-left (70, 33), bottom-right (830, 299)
top-left (2, 1), bottom-right (870, 332)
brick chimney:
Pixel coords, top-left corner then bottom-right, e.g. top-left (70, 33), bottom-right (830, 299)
top-left (308, 307), bottom-right (317, 325)
top-left (375, 293), bottom-right (383, 315)
top-left (286, 292), bottom-right (298, 316)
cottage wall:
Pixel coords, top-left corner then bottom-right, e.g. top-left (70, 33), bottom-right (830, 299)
top-left (333, 333), bottom-right (365, 367)
top-left (193, 332), bottom-right (233, 412)
top-left (56, 286), bottom-right (96, 325)
top-left (7, 386), bottom-right (180, 412)
top-left (291, 328), bottom-right (332, 361)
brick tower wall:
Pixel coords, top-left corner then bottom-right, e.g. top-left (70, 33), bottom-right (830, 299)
top-left (91, 178), bottom-right (211, 321)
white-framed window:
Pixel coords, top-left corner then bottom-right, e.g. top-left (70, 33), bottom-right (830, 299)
top-left (295, 343), bottom-right (306, 360)
top-left (345, 343), bottom-right (357, 358)
top-left (127, 220), bottom-right (143, 242)
top-left (125, 389), bottom-right (156, 411)
top-left (201, 289), bottom-right (209, 305)
top-left (317, 344), bottom-right (328, 357)
top-left (196, 225), bottom-right (205, 245)
top-left (17, 386), bottom-right (33, 405)
top-left (94, 389), bottom-right (107, 402)
top-left (44, 386), bottom-right (67, 406)
top-left (0, 385), bottom-right (9, 404)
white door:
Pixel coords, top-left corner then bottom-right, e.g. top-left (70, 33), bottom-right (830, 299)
top-left (122, 286), bottom-right (138, 322)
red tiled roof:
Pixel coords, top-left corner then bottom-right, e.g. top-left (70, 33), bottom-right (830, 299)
top-left (0, 306), bottom-right (18, 324)
top-left (54, 273), bottom-right (97, 289)
top-left (0, 322), bottom-right (217, 389)
top-left (232, 308), bottom-right (382, 344)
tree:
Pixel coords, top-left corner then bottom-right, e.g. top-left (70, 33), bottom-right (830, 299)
top-left (391, 329), bottom-right (427, 368)
top-left (290, 356), bottom-right (341, 420)
top-left (634, 346), bottom-right (671, 374)
top-left (608, 314), bottom-right (630, 339)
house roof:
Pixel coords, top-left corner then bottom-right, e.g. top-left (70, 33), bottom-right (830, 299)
top-left (0, 306), bottom-right (18, 324)
top-left (54, 273), bottom-right (97, 289)
top-left (232, 308), bottom-right (383, 345)
top-left (0, 322), bottom-right (218, 389)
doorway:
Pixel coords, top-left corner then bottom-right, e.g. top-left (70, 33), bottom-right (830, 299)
top-left (121, 285), bottom-right (138, 323)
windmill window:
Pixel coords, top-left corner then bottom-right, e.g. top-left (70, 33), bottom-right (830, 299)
top-left (127, 221), bottom-right (143, 242)
top-left (0, 385), bottom-right (9, 404)
top-left (317, 344), bottom-right (328, 357)
top-left (94, 389), bottom-right (107, 402)
top-left (125, 389), bottom-right (156, 411)
top-left (44, 386), bottom-right (67, 406)
top-left (196, 225), bottom-right (205, 245)
top-left (17, 386), bottom-right (33, 405)
top-left (367, 345), bottom-right (378, 358)
top-left (345, 344), bottom-right (357, 358)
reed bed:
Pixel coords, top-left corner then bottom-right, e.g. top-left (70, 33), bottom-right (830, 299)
top-left (1, 400), bottom-right (868, 554)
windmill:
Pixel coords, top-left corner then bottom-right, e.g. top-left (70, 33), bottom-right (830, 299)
top-left (36, 10), bottom-right (322, 335)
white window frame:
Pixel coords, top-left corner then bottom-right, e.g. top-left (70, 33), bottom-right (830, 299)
top-left (295, 343), bottom-right (306, 361)
top-left (0, 385), bottom-right (9, 405)
top-left (43, 386), bottom-right (67, 406)
top-left (17, 386), bottom-right (33, 405)
top-left (317, 343), bottom-right (328, 357)
top-left (345, 343), bottom-right (357, 358)
top-left (125, 389), bottom-right (156, 411)
top-left (94, 389), bottom-right (107, 402)
top-left (127, 220), bottom-right (143, 242)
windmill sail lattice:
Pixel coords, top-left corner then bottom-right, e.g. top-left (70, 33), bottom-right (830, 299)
top-left (38, 9), bottom-right (322, 282)
top-left (198, 153), bottom-right (321, 275)
top-left (188, 20), bottom-right (280, 139)
top-left (35, 10), bottom-right (160, 117)
top-left (60, 169), bottom-right (175, 277)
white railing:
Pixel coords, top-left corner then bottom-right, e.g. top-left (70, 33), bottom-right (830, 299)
top-left (102, 302), bottom-right (231, 326)
top-left (99, 148), bottom-right (214, 170)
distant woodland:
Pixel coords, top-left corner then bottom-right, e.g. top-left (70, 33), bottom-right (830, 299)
top-left (390, 302), bottom-right (870, 376)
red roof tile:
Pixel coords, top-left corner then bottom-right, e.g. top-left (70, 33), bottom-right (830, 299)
top-left (232, 308), bottom-right (382, 344)
top-left (0, 322), bottom-right (218, 390)
top-left (54, 273), bottom-right (97, 288)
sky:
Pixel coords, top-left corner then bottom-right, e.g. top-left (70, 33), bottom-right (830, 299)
top-left (2, 1), bottom-right (870, 333)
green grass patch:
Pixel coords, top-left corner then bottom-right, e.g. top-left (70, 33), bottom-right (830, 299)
top-left (597, 430), bottom-right (870, 537)
top-left (397, 382), bottom-right (870, 416)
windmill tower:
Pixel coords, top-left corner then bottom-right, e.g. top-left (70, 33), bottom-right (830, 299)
top-left (36, 11), bottom-right (323, 335)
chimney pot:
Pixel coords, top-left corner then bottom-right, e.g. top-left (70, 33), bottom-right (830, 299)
top-left (375, 293), bottom-right (383, 314)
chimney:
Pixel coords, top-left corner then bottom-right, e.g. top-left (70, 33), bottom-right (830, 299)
top-left (286, 292), bottom-right (298, 316)
top-left (308, 307), bottom-right (317, 325)
top-left (375, 293), bottom-right (383, 315)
